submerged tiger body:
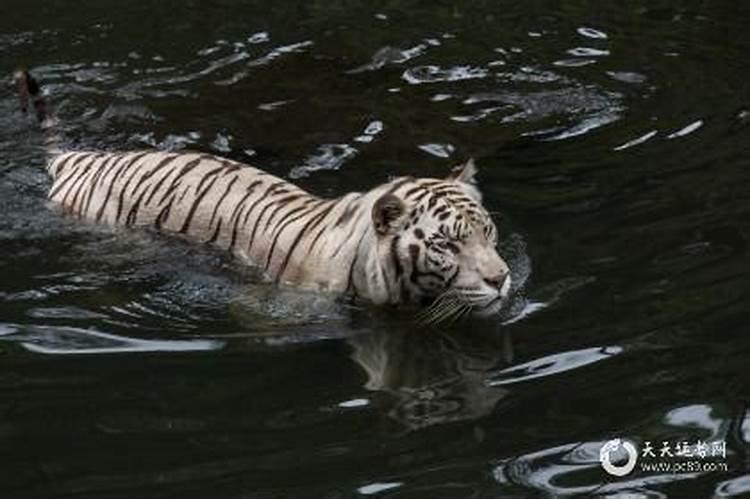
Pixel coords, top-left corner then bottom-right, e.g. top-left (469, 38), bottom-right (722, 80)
top-left (47, 150), bottom-right (511, 317)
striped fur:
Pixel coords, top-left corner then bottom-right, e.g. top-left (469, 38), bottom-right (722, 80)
top-left (47, 151), bottom-right (511, 316)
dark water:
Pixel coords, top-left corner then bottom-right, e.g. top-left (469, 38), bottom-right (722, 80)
top-left (2, 0), bottom-right (749, 497)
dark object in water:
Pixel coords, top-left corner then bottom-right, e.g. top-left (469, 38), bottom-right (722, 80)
top-left (14, 68), bottom-right (47, 123)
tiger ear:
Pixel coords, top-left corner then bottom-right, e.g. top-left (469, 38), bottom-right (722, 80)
top-left (372, 193), bottom-right (406, 236)
top-left (447, 158), bottom-right (478, 185)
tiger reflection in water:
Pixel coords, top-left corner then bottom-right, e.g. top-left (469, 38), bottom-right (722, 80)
top-left (349, 328), bottom-right (512, 430)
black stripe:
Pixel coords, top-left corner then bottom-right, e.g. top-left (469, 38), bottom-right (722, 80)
top-left (334, 195), bottom-right (361, 226)
top-left (61, 153), bottom-right (107, 212)
top-left (208, 176), bottom-right (239, 228)
top-left (344, 227), bottom-right (370, 295)
top-left (115, 153), bottom-right (157, 223)
top-left (387, 234), bottom-right (404, 302)
top-left (419, 180), bottom-right (442, 188)
top-left (221, 161), bottom-right (241, 175)
top-left (242, 181), bottom-right (276, 226)
top-left (67, 153), bottom-right (111, 215)
top-left (208, 218), bottom-right (223, 244)
top-left (431, 187), bottom-right (463, 197)
top-left (49, 152), bottom-right (78, 178)
top-left (94, 152), bottom-right (137, 191)
top-left (196, 165), bottom-right (225, 193)
top-left (296, 200), bottom-right (335, 243)
top-left (143, 155), bottom-right (185, 206)
top-left (273, 202), bottom-right (336, 281)
top-left (263, 199), bottom-right (328, 271)
top-left (48, 152), bottom-right (97, 199)
top-left (81, 154), bottom-right (123, 216)
top-left (408, 244), bottom-right (421, 284)
top-left (404, 185), bottom-right (428, 199)
top-left (96, 151), bottom-right (152, 222)
top-left (390, 235), bottom-right (403, 279)
top-left (178, 174), bottom-right (221, 234)
top-left (154, 194), bottom-right (176, 230)
top-left (244, 182), bottom-right (288, 254)
top-left (262, 199), bottom-right (314, 238)
top-left (125, 187), bottom-right (149, 226)
top-left (85, 153), bottom-right (139, 218)
top-left (384, 177), bottom-right (415, 196)
top-left (262, 194), bottom-right (303, 233)
top-left (225, 180), bottom-right (264, 252)
top-left (177, 183), bottom-right (195, 204)
top-left (433, 205), bottom-right (449, 217)
top-left (412, 189), bottom-right (430, 203)
top-left (156, 155), bottom-right (209, 206)
top-left (227, 189), bottom-right (257, 253)
top-left (444, 266), bottom-right (459, 288)
top-left (331, 219), bottom-right (361, 259)
top-left (131, 153), bottom-right (179, 199)
top-left (308, 197), bottom-right (346, 253)
top-left (307, 224), bottom-right (329, 255)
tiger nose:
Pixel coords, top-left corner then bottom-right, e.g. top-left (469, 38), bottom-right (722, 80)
top-left (484, 273), bottom-right (508, 290)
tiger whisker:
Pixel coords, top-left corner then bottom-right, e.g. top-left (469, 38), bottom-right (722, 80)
top-left (416, 295), bottom-right (451, 325)
top-left (416, 298), bottom-right (455, 326)
top-left (416, 290), bottom-right (458, 321)
top-left (444, 302), bottom-right (470, 325)
top-left (454, 303), bottom-right (473, 323)
top-left (420, 293), bottom-right (468, 326)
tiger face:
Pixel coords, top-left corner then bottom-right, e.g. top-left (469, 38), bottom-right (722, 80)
top-left (372, 160), bottom-right (511, 320)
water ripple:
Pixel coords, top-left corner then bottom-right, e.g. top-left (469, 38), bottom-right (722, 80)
top-left (418, 143), bottom-right (455, 158)
top-left (289, 143), bottom-right (358, 179)
top-left (577, 26), bottom-right (609, 39)
top-left (402, 65), bottom-right (489, 85)
top-left (348, 43), bottom-right (431, 73)
top-left (0, 325), bottom-right (224, 355)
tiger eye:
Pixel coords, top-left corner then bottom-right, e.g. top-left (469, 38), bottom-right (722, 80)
top-left (414, 228), bottom-right (424, 239)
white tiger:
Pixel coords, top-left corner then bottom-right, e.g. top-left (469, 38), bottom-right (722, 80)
top-left (17, 68), bottom-right (511, 320)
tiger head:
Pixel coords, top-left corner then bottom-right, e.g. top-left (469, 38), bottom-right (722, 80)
top-left (371, 159), bottom-right (511, 320)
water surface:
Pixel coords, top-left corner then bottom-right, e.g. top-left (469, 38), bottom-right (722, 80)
top-left (1, 0), bottom-right (749, 497)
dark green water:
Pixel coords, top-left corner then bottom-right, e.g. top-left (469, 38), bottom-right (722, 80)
top-left (1, 0), bottom-right (749, 497)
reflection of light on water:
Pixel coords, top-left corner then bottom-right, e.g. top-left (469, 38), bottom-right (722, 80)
top-left (715, 475), bottom-right (750, 498)
top-left (664, 404), bottom-right (725, 438)
top-left (541, 111), bottom-right (621, 141)
top-left (338, 398), bottom-right (370, 408)
top-left (577, 26), bottom-right (609, 39)
top-left (614, 130), bottom-right (658, 151)
top-left (3, 325), bottom-right (224, 355)
top-left (567, 47), bottom-right (610, 57)
top-left (501, 301), bottom-right (547, 325)
top-left (418, 142), bottom-right (455, 158)
top-left (357, 482), bottom-right (402, 495)
top-left (487, 346), bottom-right (622, 386)
top-left (667, 119), bottom-right (703, 139)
